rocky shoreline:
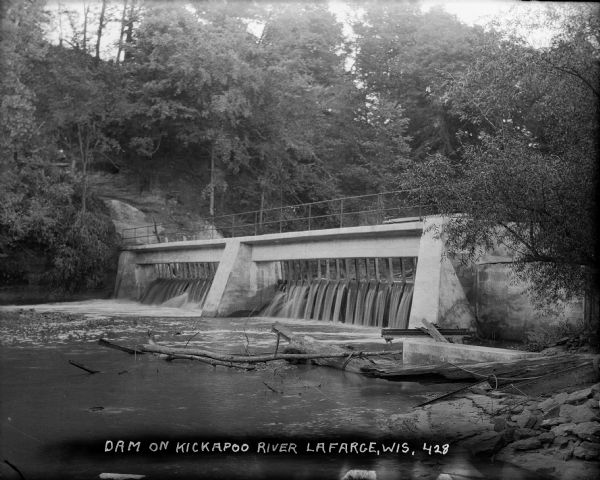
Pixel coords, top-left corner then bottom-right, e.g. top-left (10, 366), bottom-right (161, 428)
top-left (387, 380), bottom-right (600, 479)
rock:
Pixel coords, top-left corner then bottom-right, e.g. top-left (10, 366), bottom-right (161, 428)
top-left (553, 435), bottom-right (577, 448)
top-left (538, 432), bottom-right (555, 444)
top-left (541, 417), bottom-right (566, 428)
top-left (493, 417), bottom-right (507, 432)
top-left (572, 441), bottom-right (600, 461)
top-left (557, 442), bottom-right (576, 461)
top-left (585, 398), bottom-right (598, 409)
top-left (341, 470), bottom-right (376, 480)
top-left (540, 346), bottom-right (566, 356)
top-left (513, 412), bottom-right (539, 429)
top-left (515, 428), bottom-right (539, 440)
top-left (461, 431), bottom-right (505, 455)
top-left (436, 475), bottom-right (453, 480)
top-left (554, 392), bottom-right (569, 405)
top-left (502, 427), bottom-right (516, 443)
top-left (512, 437), bottom-right (542, 451)
top-left (539, 397), bottom-right (558, 413)
top-left (571, 421), bottom-right (600, 442)
top-left (559, 404), bottom-right (598, 424)
top-left (551, 423), bottom-right (577, 437)
top-left (591, 383), bottom-right (600, 394)
top-left (488, 391), bottom-right (506, 398)
top-left (566, 387), bottom-right (593, 404)
top-left (511, 405), bottom-right (524, 414)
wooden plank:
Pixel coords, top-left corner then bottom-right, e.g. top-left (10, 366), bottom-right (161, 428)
top-left (421, 319), bottom-right (450, 343)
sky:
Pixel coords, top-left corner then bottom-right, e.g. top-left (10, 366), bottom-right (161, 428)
top-left (49, 0), bottom-right (559, 57)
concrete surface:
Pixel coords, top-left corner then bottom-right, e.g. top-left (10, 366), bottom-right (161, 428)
top-left (402, 338), bottom-right (539, 365)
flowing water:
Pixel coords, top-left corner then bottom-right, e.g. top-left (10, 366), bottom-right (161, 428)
top-left (262, 280), bottom-right (414, 329)
top-left (0, 301), bottom-right (541, 480)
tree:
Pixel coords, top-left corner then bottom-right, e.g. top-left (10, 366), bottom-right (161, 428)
top-left (0, 0), bottom-right (118, 292)
top-left (352, 3), bottom-right (485, 159)
top-left (407, 5), bottom-right (598, 317)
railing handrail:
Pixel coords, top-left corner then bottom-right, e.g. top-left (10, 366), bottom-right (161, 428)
top-left (121, 188), bottom-right (426, 235)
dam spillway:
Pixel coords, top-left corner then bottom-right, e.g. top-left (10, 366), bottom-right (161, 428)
top-left (264, 258), bottom-right (415, 328)
top-left (139, 262), bottom-right (218, 307)
top-left (114, 218), bottom-right (475, 331)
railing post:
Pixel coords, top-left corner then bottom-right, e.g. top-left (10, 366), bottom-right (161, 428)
top-left (254, 211), bottom-right (258, 236)
top-left (279, 207), bottom-right (283, 233)
top-left (231, 215), bottom-right (235, 237)
top-left (308, 204), bottom-right (312, 230)
top-left (378, 192), bottom-right (383, 224)
top-left (339, 198), bottom-right (344, 228)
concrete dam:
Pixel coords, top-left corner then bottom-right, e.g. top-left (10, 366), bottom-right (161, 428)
top-left (114, 216), bottom-right (476, 331)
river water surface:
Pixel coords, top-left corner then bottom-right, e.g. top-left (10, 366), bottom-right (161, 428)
top-left (0, 301), bottom-right (542, 479)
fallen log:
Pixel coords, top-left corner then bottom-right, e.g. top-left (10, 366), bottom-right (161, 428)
top-left (271, 322), bottom-right (401, 373)
top-left (164, 354), bottom-right (255, 371)
top-left (98, 338), bottom-right (144, 355)
top-left (360, 354), bottom-right (594, 384)
top-left (69, 360), bottom-right (100, 374)
top-left (140, 343), bottom-right (402, 365)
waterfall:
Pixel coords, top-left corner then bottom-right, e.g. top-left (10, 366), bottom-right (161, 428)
top-left (140, 278), bottom-right (213, 308)
top-left (139, 261), bottom-right (217, 309)
top-left (261, 256), bottom-right (417, 327)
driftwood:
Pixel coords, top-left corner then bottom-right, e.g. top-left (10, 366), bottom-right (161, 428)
top-left (164, 353), bottom-right (255, 371)
top-left (140, 343), bottom-right (402, 365)
top-left (361, 354), bottom-right (595, 384)
top-left (415, 379), bottom-right (490, 407)
top-left (271, 322), bottom-right (402, 373)
top-left (420, 319), bottom-right (450, 343)
top-left (98, 338), bottom-right (144, 355)
top-left (69, 360), bottom-right (100, 374)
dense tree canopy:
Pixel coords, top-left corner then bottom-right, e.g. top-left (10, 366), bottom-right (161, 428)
top-left (0, 0), bottom-right (597, 310)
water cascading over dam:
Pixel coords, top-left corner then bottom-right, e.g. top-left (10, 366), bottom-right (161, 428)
top-left (263, 257), bottom-right (416, 328)
top-left (140, 262), bottom-right (218, 308)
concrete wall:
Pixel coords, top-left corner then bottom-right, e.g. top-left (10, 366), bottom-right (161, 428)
top-left (475, 262), bottom-right (584, 341)
top-left (202, 241), bottom-right (280, 316)
top-left (409, 217), bottom-right (476, 331)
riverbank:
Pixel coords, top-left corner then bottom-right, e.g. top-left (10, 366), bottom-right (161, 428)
top-left (385, 383), bottom-right (600, 480)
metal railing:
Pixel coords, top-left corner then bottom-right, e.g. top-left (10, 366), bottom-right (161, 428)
top-left (121, 188), bottom-right (437, 245)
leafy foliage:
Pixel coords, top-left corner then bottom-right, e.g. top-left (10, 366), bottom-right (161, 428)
top-left (405, 6), bottom-right (598, 307)
top-left (0, 0), bottom-right (117, 292)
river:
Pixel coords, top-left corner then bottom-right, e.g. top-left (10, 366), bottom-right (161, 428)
top-left (0, 301), bottom-right (542, 479)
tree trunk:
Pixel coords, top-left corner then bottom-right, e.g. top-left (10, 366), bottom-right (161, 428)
top-left (123, 0), bottom-right (136, 62)
top-left (95, 0), bottom-right (107, 62)
top-left (76, 123), bottom-right (89, 215)
top-left (116, 0), bottom-right (128, 63)
top-left (82, 1), bottom-right (89, 53)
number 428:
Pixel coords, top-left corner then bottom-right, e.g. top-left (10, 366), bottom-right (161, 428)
top-left (422, 443), bottom-right (449, 455)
